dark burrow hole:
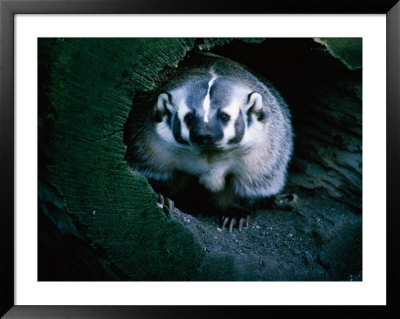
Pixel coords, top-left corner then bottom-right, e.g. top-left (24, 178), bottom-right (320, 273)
top-left (123, 39), bottom-right (362, 280)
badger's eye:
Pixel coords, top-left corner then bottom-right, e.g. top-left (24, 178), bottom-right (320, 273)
top-left (218, 112), bottom-right (230, 123)
top-left (184, 113), bottom-right (195, 125)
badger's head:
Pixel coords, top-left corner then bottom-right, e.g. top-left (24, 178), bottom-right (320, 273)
top-left (153, 72), bottom-right (269, 154)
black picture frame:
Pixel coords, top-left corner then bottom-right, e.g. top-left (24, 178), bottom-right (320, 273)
top-left (1, 0), bottom-right (399, 318)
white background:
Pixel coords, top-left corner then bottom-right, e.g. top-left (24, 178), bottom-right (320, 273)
top-left (15, 15), bottom-right (386, 305)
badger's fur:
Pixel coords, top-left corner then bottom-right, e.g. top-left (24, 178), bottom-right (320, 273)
top-left (124, 52), bottom-right (293, 214)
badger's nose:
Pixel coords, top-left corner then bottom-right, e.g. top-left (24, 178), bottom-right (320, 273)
top-left (191, 133), bottom-right (214, 145)
top-left (190, 124), bottom-right (216, 145)
top-left (190, 122), bottom-right (224, 147)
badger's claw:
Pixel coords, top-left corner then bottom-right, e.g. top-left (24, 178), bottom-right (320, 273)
top-left (157, 193), bottom-right (165, 206)
top-left (229, 218), bottom-right (237, 233)
top-left (221, 215), bottom-right (250, 233)
top-left (165, 197), bottom-right (174, 210)
top-left (238, 216), bottom-right (250, 231)
top-left (238, 217), bottom-right (245, 231)
top-left (222, 217), bottom-right (230, 230)
top-left (157, 193), bottom-right (175, 216)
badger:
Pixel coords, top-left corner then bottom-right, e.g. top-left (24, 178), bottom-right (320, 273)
top-left (124, 52), bottom-right (293, 232)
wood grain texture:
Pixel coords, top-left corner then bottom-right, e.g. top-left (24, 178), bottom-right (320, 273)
top-left (39, 38), bottom-right (202, 280)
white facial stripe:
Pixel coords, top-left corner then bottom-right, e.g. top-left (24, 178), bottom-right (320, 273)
top-left (203, 74), bottom-right (218, 123)
top-left (223, 99), bottom-right (241, 119)
top-left (177, 100), bottom-right (191, 119)
top-left (241, 121), bottom-right (266, 147)
top-left (156, 121), bottom-right (176, 144)
top-left (220, 100), bottom-right (241, 142)
top-left (177, 100), bottom-right (191, 140)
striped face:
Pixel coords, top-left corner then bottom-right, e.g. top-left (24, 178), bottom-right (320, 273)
top-left (154, 72), bottom-right (268, 153)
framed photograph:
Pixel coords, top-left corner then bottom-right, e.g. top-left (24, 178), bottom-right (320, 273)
top-left (1, 0), bottom-right (399, 318)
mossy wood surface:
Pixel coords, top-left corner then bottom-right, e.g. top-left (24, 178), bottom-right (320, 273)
top-left (39, 38), bottom-right (203, 280)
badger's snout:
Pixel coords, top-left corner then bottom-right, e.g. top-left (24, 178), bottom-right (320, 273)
top-left (190, 122), bottom-right (223, 147)
top-left (191, 130), bottom-right (214, 145)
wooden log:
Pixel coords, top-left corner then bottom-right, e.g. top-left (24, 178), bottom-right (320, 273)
top-left (39, 38), bottom-right (203, 280)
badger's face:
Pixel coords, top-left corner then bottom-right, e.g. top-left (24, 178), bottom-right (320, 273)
top-left (154, 74), bottom-right (268, 153)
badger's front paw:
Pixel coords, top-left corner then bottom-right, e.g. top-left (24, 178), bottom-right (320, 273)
top-left (221, 215), bottom-right (251, 233)
top-left (199, 174), bottom-right (225, 192)
top-left (157, 193), bottom-right (175, 216)
top-left (274, 193), bottom-right (299, 210)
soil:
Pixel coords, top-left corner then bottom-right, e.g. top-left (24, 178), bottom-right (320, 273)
top-left (169, 188), bottom-right (362, 281)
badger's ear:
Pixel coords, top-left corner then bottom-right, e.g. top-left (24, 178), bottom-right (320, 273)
top-left (156, 92), bottom-right (175, 113)
top-left (245, 92), bottom-right (263, 112)
top-left (154, 92), bottom-right (174, 122)
top-left (245, 92), bottom-right (268, 123)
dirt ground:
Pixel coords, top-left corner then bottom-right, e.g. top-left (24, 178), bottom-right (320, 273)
top-left (169, 189), bottom-right (362, 281)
